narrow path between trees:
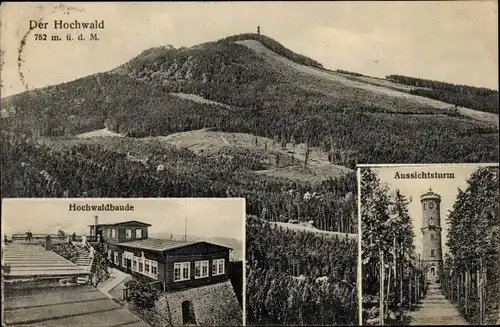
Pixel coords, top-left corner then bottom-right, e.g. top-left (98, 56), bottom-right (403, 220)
top-left (408, 282), bottom-right (469, 325)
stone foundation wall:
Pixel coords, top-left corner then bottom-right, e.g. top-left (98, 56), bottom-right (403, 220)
top-left (157, 280), bottom-right (242, 326)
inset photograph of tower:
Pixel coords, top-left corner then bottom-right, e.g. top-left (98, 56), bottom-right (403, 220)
top-left (359, 164), bottom-right (499, 326)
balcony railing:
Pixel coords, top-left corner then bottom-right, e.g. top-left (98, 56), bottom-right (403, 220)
top-left (85, 236), bottom-right (98, 243)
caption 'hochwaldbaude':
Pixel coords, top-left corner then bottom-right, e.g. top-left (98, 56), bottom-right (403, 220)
top-left (30, 20), bottom-right (105, 30)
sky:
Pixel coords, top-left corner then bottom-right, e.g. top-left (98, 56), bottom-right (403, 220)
top-left (1, 1), bottom-right (498, 98)
top-left (1, 198), bottom-right (245, 241)
top-left (371, 164), bottom-right (498, 257)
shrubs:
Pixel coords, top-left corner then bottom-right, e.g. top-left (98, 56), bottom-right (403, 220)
top-left (53, 244), bottom-right (78, 262)
top-left (124, 279), bottom-right (161, 309)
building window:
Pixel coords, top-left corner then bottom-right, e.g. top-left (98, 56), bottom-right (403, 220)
top-left (107, 228), bottom-right (111, 238)
top-left (430, 233), bottom-right (434, 241)
top-left (138, 260), bottom-right (143, 273)
top-left (151, 261), bottom-right (158, 279)
top-left (107, 249), bottom-right (112, 260)
top-left (114, 252), bottom-right (119, 265)
top-left (135, 229), bottom-right (142, 239)
top-left (133, 257), bottom-right (138, 271)
top-left (195, 261), bottom-right (209, 279)
top-left (430, 249), bottom-right (435, 257)
top-left (145, 259), bottom-right (150, 275)
top-left (111, 229), bottom-right (116, 238)
top-left (174, 262), bottom-right (190, 282)
top-left (423, 203), bottom-right (426, 210)
top-left (212, 259), bottom-right (225, 276)
top-left (126, 229), bottom-right (132, 239)
top-left (122, 255), bottom-right (127, 268)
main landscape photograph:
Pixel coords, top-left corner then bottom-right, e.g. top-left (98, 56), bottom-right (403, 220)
top-left (1, 1), bottom-right (498, 326)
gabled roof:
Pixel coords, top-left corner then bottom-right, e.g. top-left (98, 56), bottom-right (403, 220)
top-left (87, 220), bottom-right (152, 227)
top-left (115, 238), bottom-right (233, 252)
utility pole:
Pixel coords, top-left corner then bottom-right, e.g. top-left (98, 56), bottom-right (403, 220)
top-left (183, 216), bottom-right (187, 242)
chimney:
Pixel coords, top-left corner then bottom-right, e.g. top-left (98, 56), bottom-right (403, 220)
top-left (94, 215), bottom-right (99, 237)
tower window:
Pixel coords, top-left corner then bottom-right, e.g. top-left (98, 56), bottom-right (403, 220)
top-left (429, 218), bottom-right (435, 227)
top-left (430, 249), bottom-right (435, 257)
top-left (423, 203), bottom-right (426, 210)
top-left (430, 233), bottom-right (434, 241)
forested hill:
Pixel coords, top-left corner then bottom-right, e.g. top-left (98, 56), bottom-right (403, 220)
top-left (386, 74), bottom-right (499, 114)
top-left (2, 33), bottom-right (499, 165)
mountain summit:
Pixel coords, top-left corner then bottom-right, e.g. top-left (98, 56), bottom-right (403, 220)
top-left (2, 33), bottom-right (498, 165)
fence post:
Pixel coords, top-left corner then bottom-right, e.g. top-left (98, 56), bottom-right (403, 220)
top-left (379, 249), bottom-right (385, 326)
top-left (465, 270), bottom-right (469, 315)
top-left (458, 272), bottom-right (461, 308)
top-left (409, 270), bottom-right (412, 311)
top-left (399, 258), bottom-right (403, 323)
top-left (482, 267), bottom-right (487, 325)
top-left (479, 260), bottom-right (485, 326)
top-left (415, 273), bottom-right (418, 303)
top-left (477, 268), bottom-right (482, 325)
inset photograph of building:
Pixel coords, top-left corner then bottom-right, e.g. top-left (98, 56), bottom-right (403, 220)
top-left (359, 164), bottom-right (499, 326)
top-left (2, 198), bottom-right (245, 326)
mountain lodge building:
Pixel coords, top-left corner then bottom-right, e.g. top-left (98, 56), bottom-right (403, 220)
top-left (88, 216), bottom-right (232, 291)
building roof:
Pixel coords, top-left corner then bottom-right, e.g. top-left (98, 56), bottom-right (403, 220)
top-left (3, 284), bottom-right (150, 327)
top-left (115, 238), bottom-right (233, 252)
top-left (3, 244), bottom-right (89, 279)
top-left (87, 220), bottom-right (152, 227)
top-left (421, 187), bottom-right (441, 199)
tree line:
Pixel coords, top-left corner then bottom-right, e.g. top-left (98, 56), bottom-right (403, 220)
top-left (386, 74), bottom-right (499, 114)
top-left (1, 132), bottom-right (357, 233)
top-left (361, 168), bottom-right (427, 325)
top-left (443, 166), bottom-right (499, 325)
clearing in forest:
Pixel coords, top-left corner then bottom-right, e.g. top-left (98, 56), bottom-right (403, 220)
top-left (158, 129), bottom-right (351, 181)
top-left (76, 128), bottom-right (122, 138)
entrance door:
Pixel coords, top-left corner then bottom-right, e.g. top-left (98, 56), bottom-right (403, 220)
top-left (182, 300), bottom-right (196, 325)
top-left (126, 259), bottom-right (132, 274)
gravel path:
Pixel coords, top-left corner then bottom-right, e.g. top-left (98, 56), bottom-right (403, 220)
top-left (408, 282), bottom-right (469, 325)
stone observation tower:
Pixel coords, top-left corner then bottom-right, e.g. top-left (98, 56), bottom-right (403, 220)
top-left (420, 187), bottom-right (443, 281)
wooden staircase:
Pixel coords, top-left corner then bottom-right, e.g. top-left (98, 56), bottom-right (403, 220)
top-left (74, 245), bottom-right (92, 267)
